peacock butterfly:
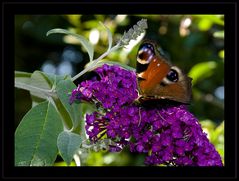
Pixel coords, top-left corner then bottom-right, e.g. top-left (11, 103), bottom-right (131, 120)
top-left (136, 40), bottom-right (192, 104)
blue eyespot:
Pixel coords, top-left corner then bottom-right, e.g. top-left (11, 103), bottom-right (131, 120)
top-left (166, 69), bottom-right (178, 82)
top-left (137, 43), bottom-right (155, 64)
top-left (138, 43), bottom-right (155, 54)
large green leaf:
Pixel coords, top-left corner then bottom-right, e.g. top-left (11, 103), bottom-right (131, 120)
top-left (15, 101), bottom-right (63, 166)
top-left (57, 131), bottom-right (82, 166)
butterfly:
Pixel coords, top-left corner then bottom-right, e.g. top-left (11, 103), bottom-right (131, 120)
top-left (136, 40), bottom-right (192, 104)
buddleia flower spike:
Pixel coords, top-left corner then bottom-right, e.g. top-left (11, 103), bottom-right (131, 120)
top-left (119, 19), bottom-right (148, 46)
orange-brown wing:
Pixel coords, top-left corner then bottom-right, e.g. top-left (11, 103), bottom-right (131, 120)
top-left (138, 55), bottom-right (170, 94)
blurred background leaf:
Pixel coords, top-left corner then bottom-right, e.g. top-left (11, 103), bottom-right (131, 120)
top-left (15, 14), bottom-right (224, 166)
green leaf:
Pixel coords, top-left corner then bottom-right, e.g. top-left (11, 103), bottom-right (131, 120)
top-left (57, 131), bottom-right (82, 166)
top-left (198, 18), bottom-right (213, 31)
top-left (29, 71), bottom-right (74, 129)
top-left (44, 73), bottom-right (71, 88)
top-left (15, 71), bottom-right (32, 89)
top-left (15, 71), bottom-right (32, 78)
top-left (46, 28), bottom-right (94, 61)
top-left (15, 101), bottom-right (63, 166)
top-left (99, 21), bottom-right (113, 52)
top-left (15, 70), bottom-right (72, 106)
top-left (15, 71), bottom-right (46, 95)
top-left (30, 71), bottom-right (55, 102)
top-left (15, 70), bottom-right (61, 102)
top-left (30, 71), bottom-right (70, 106)
top-left (188, 61), bottom-right (217, 85)
top-left (194, 15), bottom-right (224, 26)
top-left (55, 79), bottom-right (82, 132)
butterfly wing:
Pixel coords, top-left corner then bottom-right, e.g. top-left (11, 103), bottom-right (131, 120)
top-left (136, 40), bottom-right (192, 104)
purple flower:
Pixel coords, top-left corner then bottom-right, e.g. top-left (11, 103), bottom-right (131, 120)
top-left (70, 64), bottom-right (223, 166)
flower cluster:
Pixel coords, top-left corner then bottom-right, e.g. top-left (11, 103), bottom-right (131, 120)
top-left (70, 64), bottom-right (223, 166)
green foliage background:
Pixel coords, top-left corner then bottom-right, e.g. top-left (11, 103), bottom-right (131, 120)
top-left (15, 15), bottom-right (224, 166)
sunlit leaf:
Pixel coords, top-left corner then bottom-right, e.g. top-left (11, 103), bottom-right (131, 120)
top-left (213, 121), bottom-right (224, 163)
top-left (193, 15), bottom-right (224, 26)
top-left (198, 18), bottom-right (212, 31)
top-left (46, 28), bottom-right (94, 61)
top-left (65, 15), bottom-right (82, 27)
top-left (188, 61), bottom-right (217, 85)
top-left (218, 50), bottom-right (224, 59)
top-left (213, 31), bottom-right (224, 39)
top-left (201, 119), bottom-right (216, 131)
top-left (83, 20), bottom-right (102, 29)
top-left (86, 152), bottom-right (105, 166)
